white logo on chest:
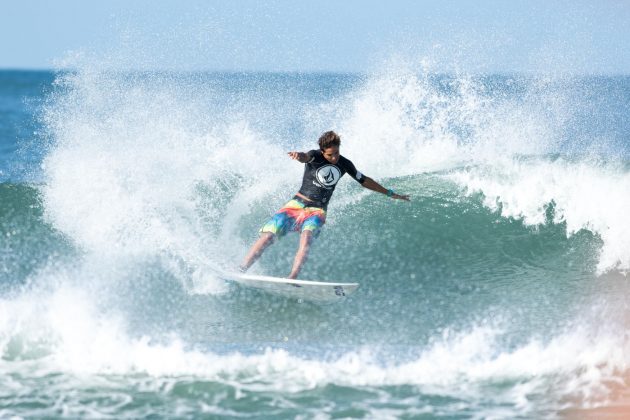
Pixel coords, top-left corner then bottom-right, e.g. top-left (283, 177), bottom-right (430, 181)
top-left (315, 165), bottom-right (341, 187)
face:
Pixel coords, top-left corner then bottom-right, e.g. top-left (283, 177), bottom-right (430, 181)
top-left (322, 146), bottom-right (340, 164)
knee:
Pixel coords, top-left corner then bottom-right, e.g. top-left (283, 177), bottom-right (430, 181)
top-left (263, 232), bottom-right (276, 245)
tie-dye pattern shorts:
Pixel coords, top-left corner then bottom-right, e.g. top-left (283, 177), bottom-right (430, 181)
top-left (259, 198), bottom-right (327, 238)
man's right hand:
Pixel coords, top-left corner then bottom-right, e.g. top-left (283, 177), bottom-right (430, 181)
top-left (287, 151), bottom-right (307, 162)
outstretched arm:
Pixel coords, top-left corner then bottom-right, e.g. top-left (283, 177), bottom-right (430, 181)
top-left (287, 151), bottom-right (310, 163)
top-left (362, 177), bottom-right (410, 201)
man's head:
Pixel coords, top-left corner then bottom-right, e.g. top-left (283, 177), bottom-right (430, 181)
top-left (318, 131), bottom-right (341, 150)
top-left (318, 131), bottom-right (341, 164)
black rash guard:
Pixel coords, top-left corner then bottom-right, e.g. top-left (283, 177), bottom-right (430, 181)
top-left (297, 149), bottom-right (366, 208)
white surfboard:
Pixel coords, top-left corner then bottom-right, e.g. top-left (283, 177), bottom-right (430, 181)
top-left (219, 272), bottom-right (359, 303)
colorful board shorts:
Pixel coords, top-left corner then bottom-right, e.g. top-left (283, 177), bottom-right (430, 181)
top-left (260, 198), bottom-right (327, 238)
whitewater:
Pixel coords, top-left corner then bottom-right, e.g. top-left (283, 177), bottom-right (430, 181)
top-left (1, 64), bottom-right (630, 418)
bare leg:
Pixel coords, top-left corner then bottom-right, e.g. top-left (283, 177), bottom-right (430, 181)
top-left (240, 233), bottom-right (275, 272)
top-left (288, 230), bottom-right (314, 279)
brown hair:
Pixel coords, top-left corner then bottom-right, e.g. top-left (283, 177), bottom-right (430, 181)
top-left (318, 131), bottom-right (341, 150)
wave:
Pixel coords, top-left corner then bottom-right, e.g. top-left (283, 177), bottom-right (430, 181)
top-left (1, 165), bottom-right (608, 292)
top-left (449, 158), bottom-right (630, 273)
top-left (37, 68), bottom-right (630, 276)
top-left (3, 64), bottom-right (630, 416)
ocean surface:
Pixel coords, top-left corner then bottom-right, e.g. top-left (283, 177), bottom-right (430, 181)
top-left (1, 68), bottom-right (630, 419)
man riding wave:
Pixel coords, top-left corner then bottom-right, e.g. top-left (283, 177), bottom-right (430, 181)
top-left (240, 131), bottom-right (410, 278)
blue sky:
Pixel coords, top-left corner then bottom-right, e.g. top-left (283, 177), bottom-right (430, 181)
top-left (2, 0), bottom-right (630, 74)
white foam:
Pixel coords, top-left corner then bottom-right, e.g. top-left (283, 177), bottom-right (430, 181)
top-left (41, 70), bottom-right (299, 286)
top-left (2, 281), bottom-right (628, 414)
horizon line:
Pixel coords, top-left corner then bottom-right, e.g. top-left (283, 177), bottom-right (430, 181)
top-left (2, 67), bottom-right (630, 78)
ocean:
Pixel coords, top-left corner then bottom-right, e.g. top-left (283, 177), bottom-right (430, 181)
top-left (1, 67), bottom-right (630, 418)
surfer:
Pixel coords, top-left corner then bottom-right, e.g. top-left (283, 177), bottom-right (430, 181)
top-left (240, 131), bottom-right (410, 279)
